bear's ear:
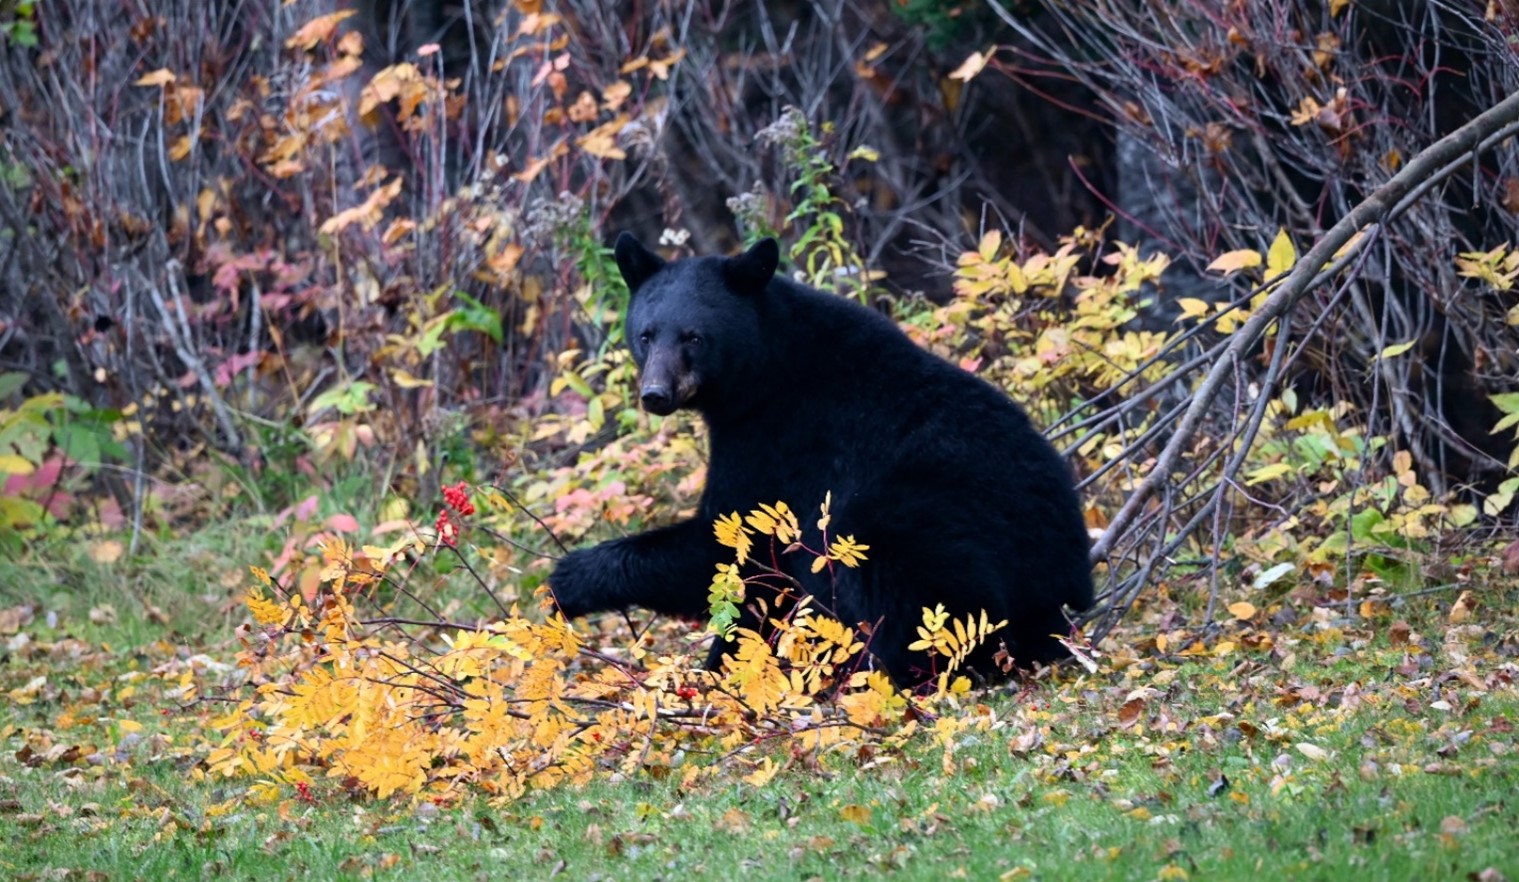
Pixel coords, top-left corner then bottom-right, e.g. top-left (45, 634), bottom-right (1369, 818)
top-left (614, 232), bottom-right (666, 293)
top-left (722, 238), bottom-right (779, 296)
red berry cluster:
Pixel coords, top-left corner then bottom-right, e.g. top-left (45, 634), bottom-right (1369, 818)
top-left (435, 509), bottom-right (458, 547)
top-left (442, 482), bottom-right (475, 516)
top-left (435, 482), bottom-right (474, 548)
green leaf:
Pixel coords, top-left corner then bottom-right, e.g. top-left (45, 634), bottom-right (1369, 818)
top-left (1374, 339), bottom-right (1416, 361)
top-left (0, 372), bottom-right (27, 400)
top-left (308, 382), bottom-right (376, 416)
top-left (417, 312), bottom-right (453, 357)
top-left (0, 494), bottom-right (45, 528)
top-left (446, 290), bottom-right (503, 344)
top-left (1349, 508), bottom-right (1384, 542)
top-left (560, 372), bottom-right (594, 400)
top-left (53, 423), bottom-right (101, 466)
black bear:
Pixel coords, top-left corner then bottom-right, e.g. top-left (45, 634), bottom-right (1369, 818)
top-left (548, 233), bottom-right (1093, 686)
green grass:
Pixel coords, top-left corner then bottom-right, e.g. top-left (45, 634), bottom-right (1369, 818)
top-left (2, 526), bottom-right (1516, 881)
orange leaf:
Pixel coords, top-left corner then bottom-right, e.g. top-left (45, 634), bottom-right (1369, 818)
top-left (285, 10), bottom-right (357, 51)
top-left (1206, 249), bottom-right (1263, 274)
top-left (1227, 601), bottom-right (1257, 621)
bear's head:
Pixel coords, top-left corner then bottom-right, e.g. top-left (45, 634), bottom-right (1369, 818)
top-left (614, 233), bottom-right (780, 416)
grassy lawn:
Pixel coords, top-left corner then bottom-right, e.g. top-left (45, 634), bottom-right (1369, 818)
top-left (2, 530), bottom-right (1516, 881)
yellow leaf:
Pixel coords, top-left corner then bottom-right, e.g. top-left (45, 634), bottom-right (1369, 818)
top-left (948, 49), bottom-right (992, 82)
top-left (1227, 601), bottom-right (1257, 621)
top-left (1213, 640), bottom-right (1236, 656)
top-left (741, 757), bottom-right (778, 788)
top-left (1449, 590), bottom-right (1476, 623)
top-left (839, 804), bottom-right (872, 825)
top-left (1245, 462), bottom-right (1294, 485)
top-left (1266, 228), bottom-right (1297, 278)
top-left (1175, 297), bottom-right (1211, 319)
top-left (978, 229), bottom-right (1002, 262)
top-left (827, 535), bottom-right (870, 567)
top-left (1295, 742), bottom-right (1330, 761)
top-left (134, 69), bottom-right (177, 87)
top-left (245, 591), bottom-right (289, 627)
top-left (1375, 339), bottom-right (1416, 361)
top-left (745, 502), bottom-right (799, 544)
top-left (390, 369), bottom-right (434, 389)
top-left (0, 454), bottom-right (35, 475)
top-left (1206, 249), bottom-right (1262, 274)
top-left (714, 513), bottom-right (753, 564)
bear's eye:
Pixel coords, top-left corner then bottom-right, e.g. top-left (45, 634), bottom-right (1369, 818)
top-left (637, 330), bottom-right (653, 346)
top-left (682, 332), bottom-right (702, 346)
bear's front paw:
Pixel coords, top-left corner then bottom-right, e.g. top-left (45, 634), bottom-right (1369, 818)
top-left (547, 548), bottom-right (612, 620)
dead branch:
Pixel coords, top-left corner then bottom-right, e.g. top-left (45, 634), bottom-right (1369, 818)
top-left (1092, 89), bottom-right (1519, 566)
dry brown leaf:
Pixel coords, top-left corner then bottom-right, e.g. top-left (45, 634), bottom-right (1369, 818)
top-left (1117, 698), bottom-right (1145, 728)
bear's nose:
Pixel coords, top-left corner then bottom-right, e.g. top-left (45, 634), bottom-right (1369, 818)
top-left (640, 385), bottom-right (674, 414)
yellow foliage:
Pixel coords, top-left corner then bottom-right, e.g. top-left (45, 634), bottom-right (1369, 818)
top-left (713, 512), bottom-right (752, 563)
top-left (214, 498), bottom-right (1027, 804)
top-left (907, 605), bottom-right (1007, 678)
top-left (745, 501), bottom-right (800, 545)
top-left (827, 535), bottom-right (870, 567)
top-left (244, 590), bottom-right (288, 627)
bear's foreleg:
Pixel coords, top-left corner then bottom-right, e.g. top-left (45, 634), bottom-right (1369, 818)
top-left (548, 520), bottom-right (717, 621)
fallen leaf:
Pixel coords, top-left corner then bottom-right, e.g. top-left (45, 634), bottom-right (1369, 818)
top-left (89, 540), bottom-right (125, 564)
top-left (1449, 590), bottom-right (1476, 623)
top-left (716, 807), bottom-right (751, 833)
top-left (1227, 601), bottom-right (1257, 621)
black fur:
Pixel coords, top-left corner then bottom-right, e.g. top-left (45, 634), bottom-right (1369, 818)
top-left (549, 234), bottom-right (1093, 685)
